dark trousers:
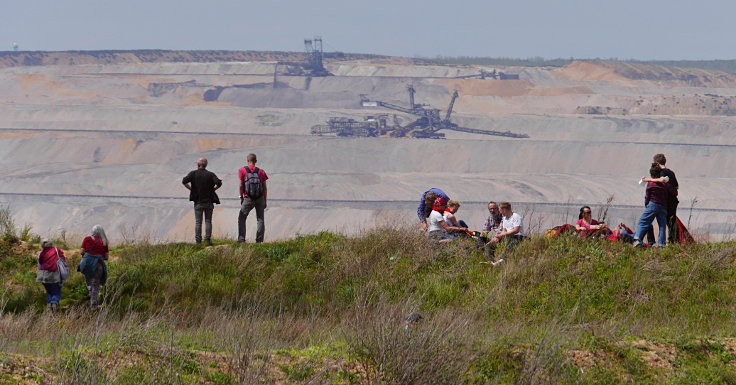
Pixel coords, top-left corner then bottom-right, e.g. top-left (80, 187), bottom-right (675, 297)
top-left (194, 202), bottom-right (214, 243)
top-left (484, 235), bottom-right (525, 260)
top-left (646, 201), bottom-right (679, 245)
top-left (238, 196), bottom-right (266, 243)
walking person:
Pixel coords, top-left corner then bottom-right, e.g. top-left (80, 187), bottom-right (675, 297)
top-left (79, 225), bottom-right (109, 310)
top-left (238, 153), bottom-right (268, 243)
top-left (36, 239), bottom-right (67, 312)
top-left (633, 164), bottom-right (674, 248)
top-left (182, 157), bottom-right (222, 246)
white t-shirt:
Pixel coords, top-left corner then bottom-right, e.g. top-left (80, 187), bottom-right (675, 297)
top-left (428, 210), bottom-right (446, 232)
top-left (443, 211), bottom-right (457, 226)
top-left (502, 212), bottom-right (525, 236)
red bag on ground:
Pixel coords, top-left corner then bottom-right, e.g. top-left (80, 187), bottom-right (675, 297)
top-left (676, 217), bottom-right (696, 244)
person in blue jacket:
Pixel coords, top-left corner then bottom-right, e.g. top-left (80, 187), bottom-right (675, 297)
top-left (417, 188), bottom-right (449, 231)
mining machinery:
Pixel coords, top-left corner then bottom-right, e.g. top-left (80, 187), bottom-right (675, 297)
top-left (311, 115), bottom-right (391, 137)
top-left (359, 86), bottom-right (529, 139)
top-left (273, 37), bottom-right (331, 88)
top-left (453, 69), bottom-right (520, 80)
top-left (311, 86), bottom-right (529, 139)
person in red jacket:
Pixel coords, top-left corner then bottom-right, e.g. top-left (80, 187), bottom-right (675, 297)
top-left (79, 225), bottom-right (109, 309)
top-left (36, 239), bottom-right (66, 311)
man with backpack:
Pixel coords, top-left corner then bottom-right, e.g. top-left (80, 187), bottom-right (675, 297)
top-left (238, 153), bottom-right (268, 243)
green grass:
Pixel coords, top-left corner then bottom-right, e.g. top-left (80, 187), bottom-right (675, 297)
top-left (4, 226), bottom-right (736, 383)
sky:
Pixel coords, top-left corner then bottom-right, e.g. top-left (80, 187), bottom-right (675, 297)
top-left (1, 0), bottom-right (734, 60)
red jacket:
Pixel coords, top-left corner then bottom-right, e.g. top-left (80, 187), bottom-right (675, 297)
top-left (38, 247), bottom-right (66, 272)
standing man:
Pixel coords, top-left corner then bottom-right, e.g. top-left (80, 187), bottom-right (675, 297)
top-left (485, 202), bottom-right (525, 265)
top-left (182, 157), bottom-right (222, 246)
top-left (644, 153), bottom-right (679, 244)
top-left (238, 153), bottom-right (268, 243)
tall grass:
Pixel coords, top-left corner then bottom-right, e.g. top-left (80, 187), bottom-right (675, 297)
top-left (4, 213), bottom-right (736, 383)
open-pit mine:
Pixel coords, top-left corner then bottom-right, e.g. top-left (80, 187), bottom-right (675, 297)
top-left (1, 49), bottom-right (735, 242)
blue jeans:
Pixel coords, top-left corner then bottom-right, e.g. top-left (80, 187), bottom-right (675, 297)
top-left (634, 202), bottom-right (667, 246)
top-left (43, 283), bottom-right (61, 305)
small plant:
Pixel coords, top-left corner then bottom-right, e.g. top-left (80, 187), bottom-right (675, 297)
top-left (0, 205), bottom-right (16, 238)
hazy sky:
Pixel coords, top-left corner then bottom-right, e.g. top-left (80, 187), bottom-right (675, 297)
top-left (2, 0), bottom-right (734, 60)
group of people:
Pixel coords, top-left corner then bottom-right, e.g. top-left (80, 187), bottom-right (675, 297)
top-left (34, 152), bottom-right (272, 312)
top-left (572, 153), bottom-right (680, 247)
top-left (36, 225), bottom-right (109, 311)
top-left (416, 153), bottom-right (683, 263)
top-left (181, 153), bottom-right (268, 245)
top-left (33, 153), bottom-right (681, 310)
top-left (418, 188), bottom-right (525, 265)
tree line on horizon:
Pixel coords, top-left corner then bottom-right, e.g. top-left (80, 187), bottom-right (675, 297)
top-left (424, 56), bottom-right (736, 73)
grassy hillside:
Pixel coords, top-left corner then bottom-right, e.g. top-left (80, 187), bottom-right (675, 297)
top-left (2, 214), bottom-right (736, 383)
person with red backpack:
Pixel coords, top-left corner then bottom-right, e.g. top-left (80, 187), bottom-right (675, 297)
top-left (238, 153), bottom-right (268, 243)
top-left (36, 239), bottom-right (67, 312)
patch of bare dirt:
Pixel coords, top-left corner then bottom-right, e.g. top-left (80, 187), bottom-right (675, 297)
top-left (0, 352), bottom-right (53, 385)
top-left (554, 61), bottom-right (631, 83)
top-left (430, 78), bottom-right (533, 97)
top-left (627, 340), bottom-right (676, 371)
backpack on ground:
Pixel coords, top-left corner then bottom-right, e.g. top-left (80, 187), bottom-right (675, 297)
top-left (242, 166), bottom-right (263, 199)
top-left (675, 217), bottom-right (696, 244)
top-left (55, 248), bottom-right (69, 282)
top-left (546, 224), bottom-right (573, 238)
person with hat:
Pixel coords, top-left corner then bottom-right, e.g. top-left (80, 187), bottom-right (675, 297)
top-left (426, 197), bottom-right (467, 242)
top-left (36, 239), bottom-right (67, 311)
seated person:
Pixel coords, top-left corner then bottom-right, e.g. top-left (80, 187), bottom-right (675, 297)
top-left (612, 222), bottom-right (635, 243)
top-left (473, 201), bottom-right (503, 246)
top-left (418, 188), bottom-right (449, 231)
top-left (574, 206), bottom-right (611, 238)
top-left (426, 197), bottom-right (467, 242)
top-left (484, 202), bottom-right (525, 264)
top-left (443, 200), bottom-right (468, 229)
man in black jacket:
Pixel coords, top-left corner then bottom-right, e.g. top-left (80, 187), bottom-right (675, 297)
top-left (182, 157), bottom-right (222, 246)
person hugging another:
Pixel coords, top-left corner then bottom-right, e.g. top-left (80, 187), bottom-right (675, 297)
top-left (633, 164), bottom-right (674, 248)
top-left (417, 188), bottom-right (449, 231)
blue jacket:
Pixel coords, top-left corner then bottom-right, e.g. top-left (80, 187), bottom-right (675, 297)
top-left (79, 253), bottom-right (108, 286)
top-left (417, 188), bottom-right (449, 222)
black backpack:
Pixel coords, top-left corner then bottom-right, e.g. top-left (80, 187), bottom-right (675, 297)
top-left (243, 166), bottom-right (263, 199)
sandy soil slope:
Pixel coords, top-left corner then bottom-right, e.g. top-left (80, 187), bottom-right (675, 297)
top-left (1, 56), bottom-right (734, 242)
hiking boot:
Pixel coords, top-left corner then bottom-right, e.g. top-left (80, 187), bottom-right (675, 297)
top-left (205, 239), bottom-right (213, 247)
